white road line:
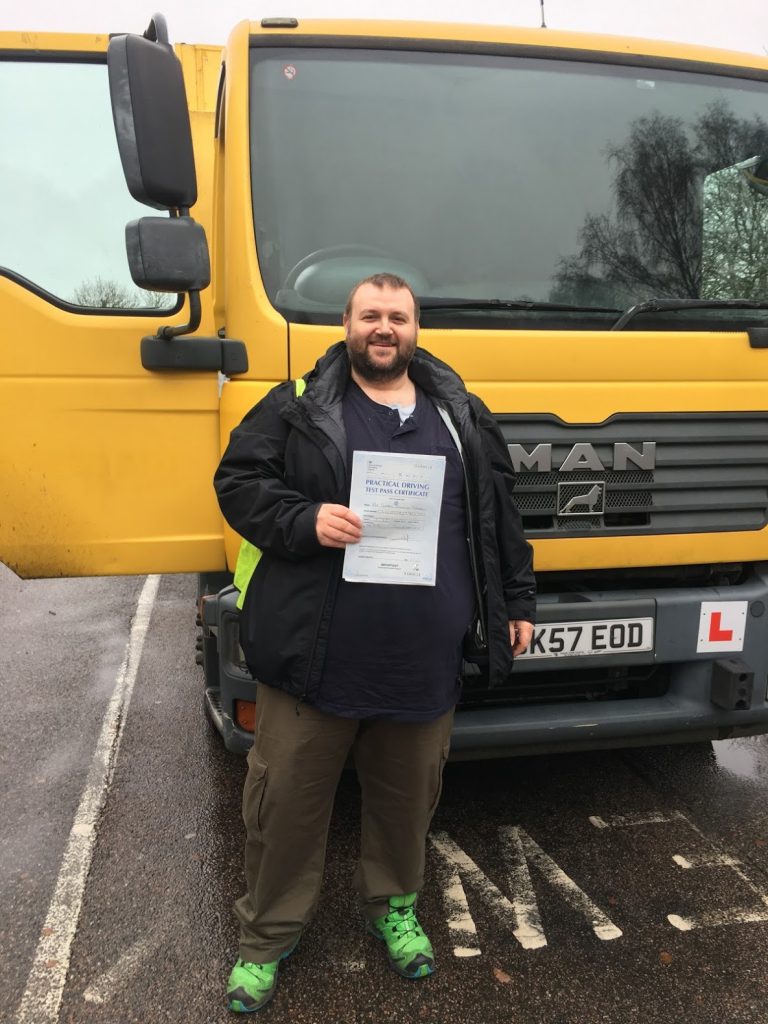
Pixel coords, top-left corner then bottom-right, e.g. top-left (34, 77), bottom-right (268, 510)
top-left (431, 832), bottom-right (516, 958)
top-left (512, 828), bottom-right (623, 942)
top-left (589, 808), bottom-right (768, 932)
top-left (430, 835), bottom-right (484, 957)
top-left (669, 906), bottom-right (768, 931)
top-left (664, 812), bottom-right (768, 931)
top-left (83, 928), bottom-right (166, 1004)
top-left (589, 811), bottom-right (685, 829)
top-left (443, 874), bottom-right (483, 958)
top-left (15, 574), bottom-right (161, 1024)
top-left (673, 852), bottom-right (741, 869)
top-left (498, 826), bottom-right (547, 949)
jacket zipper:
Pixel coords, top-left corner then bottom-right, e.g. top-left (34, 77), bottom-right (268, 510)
top-left (284, 401), bottom-right (349, 705)
top-left (299, 555), bottom-right (340, 707)
top-left (435, 404), bottom-right (487, 645)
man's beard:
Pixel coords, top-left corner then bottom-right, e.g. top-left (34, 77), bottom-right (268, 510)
top-left (347, 340), bottom-right (416, 383)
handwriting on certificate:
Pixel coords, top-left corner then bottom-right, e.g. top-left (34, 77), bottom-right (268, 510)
top-left (342, 451), bottom-right (446, 586)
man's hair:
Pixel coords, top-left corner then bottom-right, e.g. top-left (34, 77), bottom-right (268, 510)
top-left (343, 273), bottom-right (420, 322)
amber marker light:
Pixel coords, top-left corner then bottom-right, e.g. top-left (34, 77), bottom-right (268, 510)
top-left (235, 700), bottom-right (257, 733)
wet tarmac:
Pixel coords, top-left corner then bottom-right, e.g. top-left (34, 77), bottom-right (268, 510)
top-left (3, 569), bottom-right (768, 1023)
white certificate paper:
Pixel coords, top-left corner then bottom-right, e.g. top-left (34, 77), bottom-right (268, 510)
top-left (342, 450), bottom-right (446, 586)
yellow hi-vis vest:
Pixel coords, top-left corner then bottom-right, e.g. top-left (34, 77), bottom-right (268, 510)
top-left (233, 377), bottom-right (307, 610)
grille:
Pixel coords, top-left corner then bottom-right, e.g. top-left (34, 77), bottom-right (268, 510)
top-left (460, 663), bottom-right (670, 704)
top-left (500, 413), bottom-right (768, 537)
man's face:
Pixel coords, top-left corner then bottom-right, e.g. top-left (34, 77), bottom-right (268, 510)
top-left (343, 284), bottom-right (418, 383)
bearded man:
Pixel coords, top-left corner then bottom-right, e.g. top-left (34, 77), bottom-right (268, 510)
top-left (214, 272), bottom-right (535, 1013)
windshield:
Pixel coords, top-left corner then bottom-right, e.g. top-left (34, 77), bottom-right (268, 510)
top-left (249, 46), bottom-right (768, 326)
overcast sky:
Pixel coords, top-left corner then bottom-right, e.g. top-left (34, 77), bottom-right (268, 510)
top-left (2, 0), bottom-right (766, 55)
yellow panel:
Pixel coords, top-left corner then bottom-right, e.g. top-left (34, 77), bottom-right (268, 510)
top-left (247, 20), bottom-right (768, 70)
top-left (176, 44), bottom-right (222, 114)
top-left (175, 44), bottom-right (220, 337)
top-left (1, 278), bottom-right (199, 377)
top-left (0, 377), bottom-right (224, 578)
top-left (220, 22), bottom-right (289, 382)
top-left (534, 530), bottom-right (768, 572)
top-left (0, 278), bottom-right (226, 578)
top-left (0, 32), bottom-right (108, 53)
top-left (0, 38), bottom-right (230, 579)
top-left (290, 323), bottom-right (768, 390)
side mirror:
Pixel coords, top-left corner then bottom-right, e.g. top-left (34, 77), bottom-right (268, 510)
top-left (747, 157), bottom-right (768, 197)
top-left (108, 22), bottom-right (197, 210)
top-left (106, 15), bottom-right (247, 373)
top-left (126, 218), bottom-right (210, 292)
top-left (739, 155), bottom-right (768, 197)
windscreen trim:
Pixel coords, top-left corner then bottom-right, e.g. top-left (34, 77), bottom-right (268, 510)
top-left (248, 34), bottom-right (768, 85)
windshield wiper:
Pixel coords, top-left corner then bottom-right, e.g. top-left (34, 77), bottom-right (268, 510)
top-left (611, 298), bottom-right (768, 331)
top-left (420, 298), bottom-right (621, 314)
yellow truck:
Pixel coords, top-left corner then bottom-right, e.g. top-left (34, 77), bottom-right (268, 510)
top-left (2, 15), bottom-right (768, 755)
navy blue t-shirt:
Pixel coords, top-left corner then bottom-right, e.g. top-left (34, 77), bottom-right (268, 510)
top-left (315, 382), bottom-right (475, 721)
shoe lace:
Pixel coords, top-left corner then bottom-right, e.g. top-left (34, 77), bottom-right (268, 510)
top-left (239, 958), bottom-right (277, 980)
top-left (385, 905), bottom-right (423, 940)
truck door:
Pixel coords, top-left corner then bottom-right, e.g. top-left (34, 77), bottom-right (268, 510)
top-left (0, 32), bottom-right (225, 578)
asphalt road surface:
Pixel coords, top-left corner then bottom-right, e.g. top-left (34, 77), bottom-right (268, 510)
top-left (3, 567), bottom-right (768, 1024)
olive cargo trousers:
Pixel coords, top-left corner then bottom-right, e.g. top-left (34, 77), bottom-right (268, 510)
top-left (236, 683), bottom-right (454, 963)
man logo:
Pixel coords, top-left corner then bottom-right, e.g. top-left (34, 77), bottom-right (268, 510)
top-left (508, 442), bottom-right (656, 474)
top-left (557, 481), bottom-right (606, 516)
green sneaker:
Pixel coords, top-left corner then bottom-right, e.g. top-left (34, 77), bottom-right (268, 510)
top-left (226, 941), bottom-right (297, 1013)
top-left (367, 893), bottom-right (435, 979)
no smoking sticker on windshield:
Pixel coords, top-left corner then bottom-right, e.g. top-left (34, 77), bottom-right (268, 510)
top-left (696, 601), bottom-right (748, 653)
top-left (283, 64), bottom-right (297, 80)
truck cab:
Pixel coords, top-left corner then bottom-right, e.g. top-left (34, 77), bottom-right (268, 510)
top-left (2, 18), bottom-right (768, 756)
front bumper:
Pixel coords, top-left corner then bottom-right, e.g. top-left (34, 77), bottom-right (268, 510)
top-left (204, 564), bottom-right (768, 758)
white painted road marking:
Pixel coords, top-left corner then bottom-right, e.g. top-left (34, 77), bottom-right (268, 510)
top-left (673, 853), bottom-right (741, 869)
top-left (589, 807), bottom-right (768, 933)
top-left (431, 832), bottom-right (504, 957)
top-left (431, 825), bottom-right (621, 956)
top-left (669, 906), bottom-right (768, 931)
top-left (589, 811), bottom-right (685, 829)
top-left (83, 928), bottom-right (167, 1004)
top-left (15, 575), bottom-right (160, 1024)
top-left (666, 813), bottom-right (768, 932)
top-left (503, 826), bottom-right (622, 943)
top-left (499, 825), bottom-right (546, 949)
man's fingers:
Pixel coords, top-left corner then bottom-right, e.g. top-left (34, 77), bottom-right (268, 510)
top-left (316, 503), bottom-right (363, 546)
top-left (327, 522), bottom-right (359, 542)
top-left (510, 620), bottom-right (534, 656)
top-left (328, 504), bottom-right (362, 528)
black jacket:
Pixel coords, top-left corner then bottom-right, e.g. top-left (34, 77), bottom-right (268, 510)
top-left (214, 342), bottom-right (535, 697)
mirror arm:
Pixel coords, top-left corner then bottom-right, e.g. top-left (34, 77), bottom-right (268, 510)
top-left (160, 290), bottom-right (202, 339)
top-left (144, 13), bottom-right (170, 46)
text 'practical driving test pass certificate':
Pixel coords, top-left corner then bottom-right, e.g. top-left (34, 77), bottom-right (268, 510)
top-left (342, 450), bottom-right (446, 586)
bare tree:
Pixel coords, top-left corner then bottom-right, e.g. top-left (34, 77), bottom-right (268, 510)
top-left (551, 102), bottom-right (768, 305)
top-left (71, 276), bottom-right (172, 309)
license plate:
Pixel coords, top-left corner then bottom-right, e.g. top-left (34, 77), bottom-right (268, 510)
top-left (517, 617), bottom-right (654, 660)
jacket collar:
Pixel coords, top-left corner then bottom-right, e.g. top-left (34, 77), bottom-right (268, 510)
top-left (303, 341), bottom-right (351, 410)
top-left (304, 340), bottom-right (471, 413)
top-left (289, 341), bottom-right (472, 479)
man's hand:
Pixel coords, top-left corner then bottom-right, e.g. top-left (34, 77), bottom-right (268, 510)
top-left (509, 620), bottom-right (534, 657)
top-left (316, 503), bottom-right (363, 548)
